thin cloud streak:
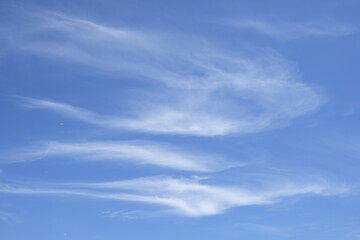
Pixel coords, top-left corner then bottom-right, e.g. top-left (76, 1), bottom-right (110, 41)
top-left (0, 176), bottom-right (348, 217)
top-left (5, 11), bottom-right (324, 136)
top-left (232, 18), bottom-right (357, 40)
top-left (0, 211), bottom-right (18, 223)
top-left (0, 140), bottom-right (237, 172)
top-left (100, 209), bottom-right (162, 220)
top-left (18, 78), bottom-right (322, 136)
top-left (18, 96), bottom-right (242, 136)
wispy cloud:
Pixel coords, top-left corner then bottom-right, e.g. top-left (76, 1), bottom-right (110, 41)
top-left (4, 11), bottom-right (324, 136)
top-left (18, 96), bottom-right (241, 136)
top-left (0, 175), bottom-right (347, 217)
top-left (235, 222), bottom-right (287, 235)
top-left (17, 71), bottom-right (322, 136)
top-left (100, 209), bottom-right (162, 220)
top-left (232, 18), bottom-right (357, 40)
top-left (0, 10), bottom-right (343, 220)
top-left (0, 211), bottom-right (18, 223)
top-left (0, 140), bottom-right (237, 172)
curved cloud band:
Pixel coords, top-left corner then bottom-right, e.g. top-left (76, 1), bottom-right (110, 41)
top-left (0, 140), bottom-right (237, 172)
top-left (0, 175), bottom-right (347, 217)
top-left (7, 11), bottom-right (324, 136)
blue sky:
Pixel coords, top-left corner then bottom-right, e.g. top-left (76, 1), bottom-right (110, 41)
top-left (1, 0), bottom-right (360, 239)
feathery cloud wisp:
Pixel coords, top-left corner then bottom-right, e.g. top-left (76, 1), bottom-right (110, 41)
top-left (232, 18), bottom-right (357, 40)
top-left (0, 140), bottom-right (237, 172)
top-left (0, 175), bottom-right (347, 217)
top-left (18, 69), bottom-right (322, 136)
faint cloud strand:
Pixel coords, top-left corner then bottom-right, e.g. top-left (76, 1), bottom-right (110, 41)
top-left (232, 18), bottom-right (357, 40)
top-left (0, 140), bottom-right (239, 172)
top-left (0, 211), bottom-right (18, 224)
top-left (100, 209), bottom-right (161, 220)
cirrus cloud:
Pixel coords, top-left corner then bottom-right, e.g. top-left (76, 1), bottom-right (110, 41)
top-left (4, 11), bottom-right (324, 136)
top-left (0, 175), bottom-right (348, 217)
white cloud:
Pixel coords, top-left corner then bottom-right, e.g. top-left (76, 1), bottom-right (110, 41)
top-left (232, 18), bottom-right (357, 40)
top-left (0, 8), bottom-right (353, 222)
top-left (0, 140), bottom-right (237, 172)
top-left (18, 96), bottom-right (242, 136)
top-left (5, 11), bottom-right (324, 136)
top-left (0, 175), bottom-right (347, 217)
top-left (17, 64), bottom-right (322, 136)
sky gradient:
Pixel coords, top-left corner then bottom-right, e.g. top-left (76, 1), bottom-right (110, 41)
top-left (1, 0), bottom-right (360, 239)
